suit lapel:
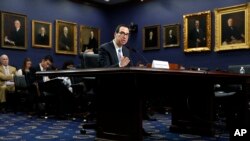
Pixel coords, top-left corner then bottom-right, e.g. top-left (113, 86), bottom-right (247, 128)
top-left (0, 66), bottom-right (4, 74)
top-left (109, 42), bottom-right (119, 64)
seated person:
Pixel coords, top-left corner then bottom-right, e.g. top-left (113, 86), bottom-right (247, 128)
top-left (0, 54), bottom-right (16, 112)
top-left (32, 55), bottom-right (73, 118)
top-left (16, 57), bottom-right (37, 112)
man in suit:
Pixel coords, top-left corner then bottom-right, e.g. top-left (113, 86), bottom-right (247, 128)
top-left (188, 20), bottom-right (206, 48)
top-left (166, 29), bottom-right (177, 45)
top-left (32, 55), bottom-right (73, 118)
top-left (4, 20), bottom-right (25, 47)
top-left (59, 26), bottom-right (72, 51)
top-left (99, 25), bottom-right (151, 136)
top-left (36, 26), bottom-right (49, 45)
top-left (99, 24), bottom-right (131, 68)
top-left (0, 54), bottom-right (16, 112)
top-left (145, 30), bottom-right (157, 48)
top-left (222, 18), bottom-right (244, 45)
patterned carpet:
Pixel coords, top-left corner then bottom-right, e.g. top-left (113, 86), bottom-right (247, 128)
top-left (0, 112), bottom-right (229, 141)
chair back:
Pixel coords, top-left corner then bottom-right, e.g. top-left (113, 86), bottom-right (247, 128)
top-left (14, 75), bottom-right (28, 90)
top-left (80, 54), bottom-right (99, 69)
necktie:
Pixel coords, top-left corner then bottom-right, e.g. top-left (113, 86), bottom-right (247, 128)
top-left (4, 66), bottom-right (10, 75)
top-left (118, 48), bottom-right (122, 62)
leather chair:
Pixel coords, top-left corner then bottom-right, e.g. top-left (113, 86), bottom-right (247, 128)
top-left (78, 54), bottom-right (99, 134)
top-left (79, 53), bottom-right (100, 69)
top-left (12, 75), bottom-right (29, 112)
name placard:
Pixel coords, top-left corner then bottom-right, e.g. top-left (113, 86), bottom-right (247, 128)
top-left (152, 60), bottom-right (169, 69)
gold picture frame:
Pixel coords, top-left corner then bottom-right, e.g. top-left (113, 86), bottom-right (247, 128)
top-left (55, 20), bottom-right (77, 55)
top-left (183, 10), bottom-right (211, 52)
top-left (163, 24), bottom-right (180, 48)
top-left (32, 20), bottom-right (52, 48)
top-left (143, 25), bottom-right (160, 51)
top-left (214, 3), bottom-right (250, 52)
top-left (79, 25), bottom-right (100, 54)
top-left (1, 11), bottom-right (27, 50)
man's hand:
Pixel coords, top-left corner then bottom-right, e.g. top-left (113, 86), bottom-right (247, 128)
top-left (4, 36), bottom-right (15, 45)
top-left (120, 56), bottom-right (130, 67)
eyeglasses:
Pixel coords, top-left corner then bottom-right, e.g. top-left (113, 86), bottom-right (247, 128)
top-left (118, 31), bottom-right (130, 37)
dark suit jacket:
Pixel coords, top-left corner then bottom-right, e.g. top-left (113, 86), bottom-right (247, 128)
top-left (88, 37), bottom-right (98, 54)
top-left (188, 28), bottom-right (206, 48)
top-left (9, 28), bottom-right (24, 46)
top-left (99, 41), bottom-right (131, 68)
top-left (32, 65), bottom-right (57, 83)
top-left (59, 34), bottom-right (72, 51)
top-left (21, 68), bottom-right (36, 86)
top-left (222, 26), bottom-right (243, 43)
top-left (32, 65), bottom-right (64, 93)
top-left (36, 34), bottom-right (49, 45)
top-left (166, 35), bottom-right (177, 45)
top-left (33, 65), bottom-right (43, 83)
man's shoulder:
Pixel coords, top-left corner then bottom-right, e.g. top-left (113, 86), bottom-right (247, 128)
top-left (9, 65), bottom-right (16, 70)
top-left (33, 65), bottom-right (41, 72)
top-left (100, 41), bottom-right (113, 49)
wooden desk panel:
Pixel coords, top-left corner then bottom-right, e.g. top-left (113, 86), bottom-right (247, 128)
top-left (36, 68), bottom-right (250, 140)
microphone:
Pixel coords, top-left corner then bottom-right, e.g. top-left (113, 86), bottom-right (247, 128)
top-left (127, 46), bottom-right (149, 65)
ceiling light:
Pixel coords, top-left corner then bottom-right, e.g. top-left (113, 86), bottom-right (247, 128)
top-left (104, 0), bottom-right (110, 2)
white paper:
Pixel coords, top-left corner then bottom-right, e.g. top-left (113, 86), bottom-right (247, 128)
top-left (152, 60), bottom-right (169, 69)
top-left (6, 81), bottom-right (14, 86)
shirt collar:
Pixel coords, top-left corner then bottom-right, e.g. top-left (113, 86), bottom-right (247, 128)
top-left (113, 40), bottom-right (122, 51)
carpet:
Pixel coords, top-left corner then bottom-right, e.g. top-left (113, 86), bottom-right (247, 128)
top-left (0, 113), bottom-right (229, 141)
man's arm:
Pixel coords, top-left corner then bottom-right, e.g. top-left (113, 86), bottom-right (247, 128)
top-left (0, 72), bottom-right (13, 81)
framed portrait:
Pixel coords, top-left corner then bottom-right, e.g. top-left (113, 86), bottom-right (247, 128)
top-left (32, 20), bottom-right (52, 48)
top-left (163, 24), bottom-right (180, 48)
top-left (214, 3), bottom-right (250, 52)
top-left (55, 20), bottom-right (77, 55)
top-left (1, 11), bottom-right (27, 50)
top-left (183, 10), bottom-right (211, 52)
top-left (79, 25), bottom-right (100, 54)
top-left (143, 25), bottom-right (160, 50)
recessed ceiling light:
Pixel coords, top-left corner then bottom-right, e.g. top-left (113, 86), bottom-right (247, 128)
top-left (104, 0), bottom-right (110, 2)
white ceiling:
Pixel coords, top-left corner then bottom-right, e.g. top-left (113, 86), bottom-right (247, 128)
top-left (91, 0), bottom-right (132, 5)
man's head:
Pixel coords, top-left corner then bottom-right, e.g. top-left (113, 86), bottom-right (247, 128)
top-left (40, 27), bottom-right (46, 35)
top-left (169, 29), bottom-right (173, 35)
top-left (90, 30), bottom-right (94, 38)
top-left (63, 26), bottom-right (68, 35)
top-left (227, 18), bottom-right (234, 27)
top-left (41, 55), bottom-right (53, 70)
top-left (195, 20), bottom-right (200, 28)
top-left (114, 24), bottom-right (130, 47)
top-left (14, 20), bottom-right (21, 29)
top-left (149, 31), bottom-right (153, 37)
top-left (0, 54), bottom-right (9, 66)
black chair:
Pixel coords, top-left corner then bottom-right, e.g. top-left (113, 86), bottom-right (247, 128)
top-left (12, 75), bottom-right (29, 112)
top-left (79, 53), bottom-right (99, 96)
top-left (79, 53), bottom-right (100, 69)
top-left (78, 53), bottom-right (99, 134)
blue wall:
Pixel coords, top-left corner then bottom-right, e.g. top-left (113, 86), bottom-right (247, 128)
top-left (0, 0), bottom-right (110, 69)
top-left (111, 0), bottom-right (250, 70)
top-left (1, 0), bottom-right (250, 70)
